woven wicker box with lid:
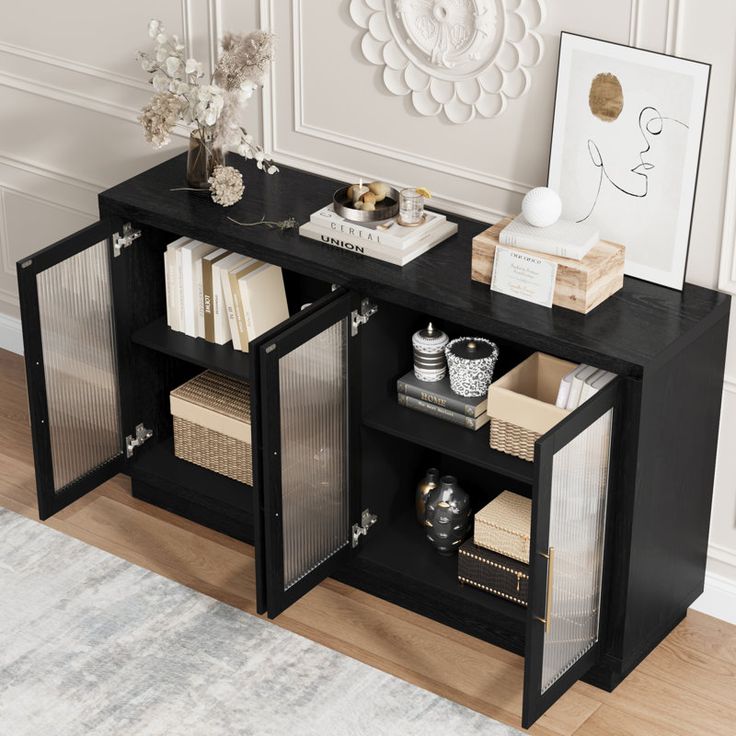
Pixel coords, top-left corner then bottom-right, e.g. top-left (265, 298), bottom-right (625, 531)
top-left (170, 370), bottom-right (252, 485)
top-left (474, 490), bottom-right (531, 563)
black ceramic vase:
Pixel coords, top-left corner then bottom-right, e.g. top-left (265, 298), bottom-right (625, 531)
top-left (424, 475), bottom-right (472, 555)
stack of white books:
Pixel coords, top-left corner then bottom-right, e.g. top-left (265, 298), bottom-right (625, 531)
top-left (500, 214), bottom-right (600, 261)
top-left (163, 238), bottom-right (289, 352)
top-left (299, 204), bottom-right (457, 266)
top-left (555, 364), bottom-right (617, 410)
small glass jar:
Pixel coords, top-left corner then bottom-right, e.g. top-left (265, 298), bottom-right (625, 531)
top-left (399, 188), bottom-right (424, 226)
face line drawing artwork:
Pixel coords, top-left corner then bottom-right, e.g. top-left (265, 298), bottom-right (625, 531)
top-left (577, 102), bottom-right (690, 223)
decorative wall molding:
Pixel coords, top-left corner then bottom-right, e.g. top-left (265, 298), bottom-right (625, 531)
top-left (348, 0), bottom-right (545, 124)
top-left (628, 0), bottom-right (641, 46)
top-left (725, 375), bottom-right (736, 394)
top-left (690, 569), bottom-right (736, 625)
top-left (0, 312), bottom-right (22, 354)
top-left (665, 0), bottom-right (683, 55)
top-left (293, 1), bottom-right (531, 195)
top-left (0, 153), bottom-right (104, 192)
top-left (719, 86), bottom-right (736, 295)
top-left (0, 40), bottom-right (150, 91)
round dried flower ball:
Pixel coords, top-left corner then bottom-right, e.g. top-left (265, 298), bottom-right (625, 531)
top-left (209, 165), bottom-right (244, 207)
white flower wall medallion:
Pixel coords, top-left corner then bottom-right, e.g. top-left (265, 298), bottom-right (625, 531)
top-left (349, 0), bottom-right (546, 123)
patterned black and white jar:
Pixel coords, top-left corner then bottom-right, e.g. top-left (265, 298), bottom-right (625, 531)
top-left (412, 322), bottom-right (449, 382)
top-left (445, 337), bottom-right (499, 398)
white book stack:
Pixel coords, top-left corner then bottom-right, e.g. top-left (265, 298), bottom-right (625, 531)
top-left (300, 204), bottom-right (457, 266)
top-left (500, 214), bottom-right (599, 261)
top-left (162, 239), bottom-right (290, 352)
top-left (555, 363), bottom-right (617, 410)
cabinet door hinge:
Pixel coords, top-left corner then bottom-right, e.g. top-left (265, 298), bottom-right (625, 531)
top-left (352, 508), bottom-right (378, 547)
top-left (351, 298), bottom-right (378, 337)
top-left (126, 423), bottom-right (153, 457)
top-left (113, 223), bottom-right (142, 257)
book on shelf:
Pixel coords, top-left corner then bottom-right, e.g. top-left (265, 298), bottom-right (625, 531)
top-left (180, 241), bottom-right (217, 337)
top-left (579, 369), bottom-right (616, 403)
top-left (202, 248), bottom-right (231, 344)
top-left (499, 214), bottom-right (599, 261)
top-left (397, 393), bottom-right (489, 430)
top-left (238, 263), bottom-right (289, 341)
top-left (299, 219), bottom-right (458, 266)
top-left (566, 364), bottom-right (598, 409)
top-left (310, 204), bottom-right (447, 249)
top-left (396, 371), bottom-right (487, 418)
top-left (555, 366), bottom-right (577, 408)
top-left (220, 255), bottom-right (256, 351)
top-left (164, 236), bottom-right (190, 332)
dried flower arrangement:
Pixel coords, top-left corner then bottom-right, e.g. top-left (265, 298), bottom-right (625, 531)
top-left (137, 19), bottom-right (277, 207)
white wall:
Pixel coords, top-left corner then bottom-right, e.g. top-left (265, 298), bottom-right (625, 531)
top-left (0, 0), bottom-right (734, 620)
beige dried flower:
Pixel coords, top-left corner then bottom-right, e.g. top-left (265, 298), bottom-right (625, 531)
top-left (214, 31), bottom-right (275, 91)
top-left (209, 165), bottom-right (244, 207)
top-left (138, 92), bottom-right (182, 148)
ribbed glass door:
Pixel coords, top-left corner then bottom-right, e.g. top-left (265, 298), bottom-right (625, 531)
top-left (17, 221), bottom-right (126, 520)
top-left (257, 289), bottom-right (358, 618)
top-left (523, 378), bottom-right (619, 729)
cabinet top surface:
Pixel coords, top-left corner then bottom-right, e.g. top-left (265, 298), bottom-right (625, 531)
top-left (100, 154), bottom-right (729, 377)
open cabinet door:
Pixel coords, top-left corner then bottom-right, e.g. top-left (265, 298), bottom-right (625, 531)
top-left (522, 378), bottom-right (620, 729)
top-left (254, 288), bottom-right (365, 618)
top-left (17, 221), bottom-right (127, 520)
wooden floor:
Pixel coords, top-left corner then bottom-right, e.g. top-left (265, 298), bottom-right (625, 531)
top-left (1, 348), bottom-right (734, 735)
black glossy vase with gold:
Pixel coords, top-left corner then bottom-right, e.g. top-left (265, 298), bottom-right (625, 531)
top-left (415, 467), bottom-right (439, 524)
top-left (424, 475), bottom-right (472, 555)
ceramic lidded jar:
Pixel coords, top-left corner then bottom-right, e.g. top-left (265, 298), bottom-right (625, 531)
top-left (412, 322), bottom-right (449, 382)
top-left (415, 467), bottom-right (439, 525)
top-left (445, 337), bottom-right (499, 398)
top-left (424, 476), bottom-right (472, 555)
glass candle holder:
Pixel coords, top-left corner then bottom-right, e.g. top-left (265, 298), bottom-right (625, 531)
top-left (399, 188), bottom-right (424, 226)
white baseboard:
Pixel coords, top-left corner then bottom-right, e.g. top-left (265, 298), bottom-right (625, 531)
top-left (690, 570), bottom-right (736, 625)
top-left (0, 313), bottom-right (22, 355)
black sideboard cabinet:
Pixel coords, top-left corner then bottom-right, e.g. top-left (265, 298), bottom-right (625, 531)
top-left (16, 155), bottom-right (730, 729)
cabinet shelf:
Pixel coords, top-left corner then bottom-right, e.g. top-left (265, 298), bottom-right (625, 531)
top-left (132, 318), bottom-right (250, 380)
top-left (363, 400), bottom-right (534, 484)
top-left (352, 507), bottom-right (527, 624)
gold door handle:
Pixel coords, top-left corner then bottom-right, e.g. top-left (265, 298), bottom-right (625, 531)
top-left (534, 547), bottom-right (555, 634)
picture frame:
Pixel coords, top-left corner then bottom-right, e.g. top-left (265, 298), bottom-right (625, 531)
top-left (547, 32), bottom-right (711, 290)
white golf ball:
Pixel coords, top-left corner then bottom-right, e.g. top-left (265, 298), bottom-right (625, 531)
top-left (522, 187), bottom-right (562, 228)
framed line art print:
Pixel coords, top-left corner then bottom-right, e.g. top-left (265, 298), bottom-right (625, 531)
top-left (547, 32), bottom-right (710, 290)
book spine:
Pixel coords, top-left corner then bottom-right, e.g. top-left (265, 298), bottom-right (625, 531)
top-left (202, 259), bottom-right (215, 342)
top-left (176, 248), bottom-right (186, 333)
top-left (299, 224), bottom-right (402, 264)
top-left (164, 249), bottom-right (173, 329)
top-left (195, 258), bottom-right (206, 338)
top-left (311, 214), bottom-right (405, 248)
top-left (498, 232), bottom-right (586, 260)
top-left (181, 250), bottom-right (196, 336)
top-left (220, 268), bottom-right (241, 351)
top-left (212, 270), bottom-right (229, 344)
top-left (228, 269), bottom-right (250, 351)
top-left (398, 394), bottom-right (476, 429)
top-left (396, 378), bottom-right (476, 417)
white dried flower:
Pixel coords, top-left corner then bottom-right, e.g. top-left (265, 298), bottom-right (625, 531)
top-left (148, 19), bottom-right (163, 38)
top-left (138, 92), bottom-right (182, 148)
top-left (183, 84), bottom-right (224, 127)
top-left (209, 165), bottom-right (244, 207)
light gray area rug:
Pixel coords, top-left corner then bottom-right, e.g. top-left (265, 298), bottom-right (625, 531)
top-left (0, 508), bottom-right (522, 736)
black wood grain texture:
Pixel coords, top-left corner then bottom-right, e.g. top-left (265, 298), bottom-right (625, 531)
top-left (99, 154), bottom-right (730, 378)
top-left (618, 313), bottom-right (730, 675)
top-left (132, 318), bottom-right (251, 380)
top-left (364, 401), bottom-right (534, 484)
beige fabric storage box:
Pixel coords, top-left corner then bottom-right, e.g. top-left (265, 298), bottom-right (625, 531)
top-left (487, 352), bottom-right (577, 461)
top-left (474, 491), bottom-right (532, 563)
top-left (170, 370), bottom-right (252, 485)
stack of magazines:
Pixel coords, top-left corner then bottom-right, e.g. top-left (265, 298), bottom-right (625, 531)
top-left (299, 204), bottom-right (457, 266)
